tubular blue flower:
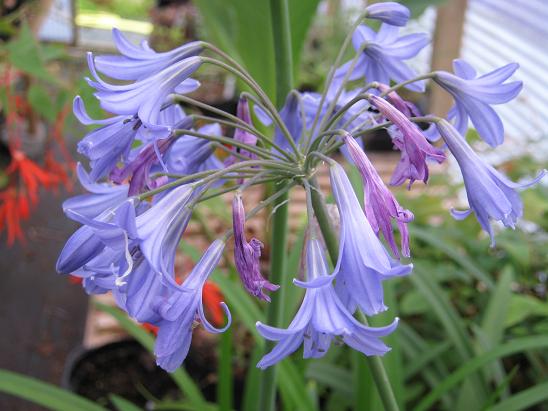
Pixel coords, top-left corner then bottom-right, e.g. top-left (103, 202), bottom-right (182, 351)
top-left (73, 97), bottom-right (140, 181)
top-left (165, 123), bottom-right (224, 175)
top-left (365, 2), bottom-right (410, 27)
top-left (329, 162), bottom-right (412, 315)
top-left (232, 194), bottom-right (279, 301)
top-left (154, 240), bottom-right (231, 372)
top-left (136, 183), bottom-right (203, 286)
top-left (255, 238), bottom-right (398, 369)
top-left (63, 163), bottom-right (129, 219)
top-left (225, 97), bottom-right (258, 165)
top-left (94, 28), bottom-right (203, 81)
top-left (336, 24), bottom-right (429, 92)
top-left (369, 94), bottom-right (445, 187)
top-left (342, 133), bottom-right (413, 257)
top-left (436, 119), bottom-right (546, 245)
top-left (434, 59), bottom-right (522, 147)
top-left (56, 199), bottom-right (137, 275)
top-left (86, 52), bottom-right (201, 130)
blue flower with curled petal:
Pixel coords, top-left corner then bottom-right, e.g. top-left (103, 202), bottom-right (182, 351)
top-left (434, 59), bottom-right (523, 147)
top-left (436, 120), bottom-right (546, 245)
top-left (365, 2), bottom-right (410, 27)
top-left (94, 28), bottom-right (203, 81)
top-left (86, 52), bottom-right (201, 130)
top-left (255, 238), bottom-right (398, 369)
top-left (154, 240), bottom-right (231, 372)
top-left (329, 162), bottom-right (412, 315)
top-left (336, 24), bottom-right (429, 92)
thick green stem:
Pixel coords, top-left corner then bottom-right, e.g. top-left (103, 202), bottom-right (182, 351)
top-left (308, 178), bottom-right (401, 411)
top-left (259, 1), bottom-right (294, 410)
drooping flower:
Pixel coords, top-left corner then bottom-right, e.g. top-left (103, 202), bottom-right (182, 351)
top-left (336, 24), bottom-right (429, 92)
top-left (329, 162), bottom-right (412, 315)
top-left (434, 59), bottom-right (522, 147)
top-left (155, 240), bottom-right (231, 372)
top-left (136, 183), bottom-right (203, 286)
top-left (232, 194), bottom-right (279, 301)
top-left (256, 238), bottom-right (399, 369)
top-left (436, 119), bottom-right (546, 245)
top-left (342, 133), bottom-right (413, 257)
top-left (369, 94), bottom-right (445, 187)
top-left (63, 163), bottom-right (129, 218)
top-left (86, 52), bottom-right (201, 130)
top-left (365, 2), bottom-right (410, 27)
top-left (94, 28), bottom-right (203, 81)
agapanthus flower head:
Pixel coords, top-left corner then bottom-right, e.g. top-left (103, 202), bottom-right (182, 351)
top-left (365, 2), bottom-right (410, 27)
top-left (155, 240), bottom-right (231, 372)
top-left (434, 59), bottom-right (522, 147)
top-left (436, 119), bottom-right (546, 246)
top-left (342, 133), bottom-right (413, 257)
top-left (94, 28), bottom-right (203, 81)
top-left (329, 162), bottom-right (412, 315)
top-left (336, 24), bottom-right (429, 92)
top-left (256, 237), bottom-right (399, 369)
top-left (369, 94), bottom-right (446, 187)
top-left (232, 194), bottom-right (280, 301)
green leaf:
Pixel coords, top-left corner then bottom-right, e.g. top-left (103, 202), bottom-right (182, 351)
top-left (94, 303), bottom-right (208, 409)
top-left (288, 0), bottom-right (321, 80)
top-left (488, 382), bottom-right (548, 411)
top-left (481, 267), bottom-right (514, 344)
top-left (306, 362), bottom-right (353, 397)
top-left (413, 335), bottom-right (548, 411)
top-left (28, 84), bottom-right (58, 122)
top-left (505, 294), bottom-right (548, 328)
top-left (0, 369), bottom-right (108, 411)
top-left (5, 23), bottom-right (55, 83)
top-left (109, 394), bottom-right (142, 411)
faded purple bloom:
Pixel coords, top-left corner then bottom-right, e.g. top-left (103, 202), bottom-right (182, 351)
top-left (136, 183), bottom-right (203, 286)
top-left (434, 59), bottom-right (522, 147)
top-left (369, 94), bottom-right (445, 187)
top-left (437, 119), bottom-right (546, 245)
top-left (376, 83), bottom-right (421, 118)
top-left (86, 52), bottom-right (201, 130)
top-left (365, 2), bottom-right (410, 27)
top-left (329, 162), bottom-right (412, 315)
top-left (342, 133), bottom-right (413, 257)
top-left (94, 28), bottom-right (203, 81)
top-left (232, 194), bottom-right (279, 301)
top-left (155, 240), bottom-right (231, 372)
top-left (256, 238), bottom-right (398, 369)
top-left (225, 97), bottom-right (258, 165)
top-left (336, 24), bottom-right (429, 92)
top-left (63, 163), bottom-right (129, 219)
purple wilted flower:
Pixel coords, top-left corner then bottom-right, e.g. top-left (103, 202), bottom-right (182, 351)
top-left (232, 194), bottom-right (279, 301)
top-left (165, 123), bottom-right (224, 175)
top-left (255, 238), bottom-right (398, 369)
top-left (342, 133), bottom-right (413, 257)
top-left (94, 28), bottom-right (202, 81)
top-left (365, 2), bottom-right (410, 27)
top-left (136, 183), bottom-right (204, 286)
top-left (436, 119), bottom-right (546, 245)
top-left (434, 59), bottom-right (522, 147)
top-left (86, 52), bottom-right (201, 130)
top-left (225, 97), bottom-right (258, 165)
top-left (73, 97), bottom-right (140, 181)
top-left (329, 162), bottom-right (412, 315)
top-left (56, 199), bottom-right (137, 275)
top-left (155, 240), bottom-right (231, 372)
top-left (63, 163), bottom-right (129, 219)
top-left (369, 94), bottom-right (445, 187)
top-left (336, 24), bottom-right (429, 92)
